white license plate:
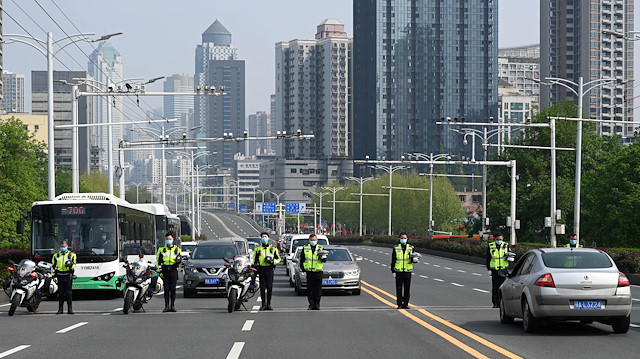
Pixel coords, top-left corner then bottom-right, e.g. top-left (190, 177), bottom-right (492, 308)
top-left (322, 279), bottom-right (338, 285)
top-left (204, 278), bottom-right (220, 285)
top-left (573, 300), bottom-right (602, 309)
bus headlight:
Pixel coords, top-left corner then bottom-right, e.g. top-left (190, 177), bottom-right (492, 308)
top-left (92, 272), bottom-right (115, 282)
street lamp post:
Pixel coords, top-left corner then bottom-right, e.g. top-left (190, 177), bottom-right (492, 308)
top-left (313, 191), bottom-right (329, 234)
top-left (256, 189), bottom-right (270, 226)
top-left (270, 191), bottom-right (285, 236)
top-left (370, 165), bottom-right (408, 236)
top-left (345, 176), bottom-right (375, 236)
top-left (411, 153), bottom-right (451, 235)
top-left (321, 187), bottom-right (346, 236)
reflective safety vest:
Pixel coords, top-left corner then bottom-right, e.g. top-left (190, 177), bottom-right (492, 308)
top-left (52, 251), bottom-right (76, 274)
top-left (255, 245), bottom-right (281, 266)
top-left (394, 244), bottom-right (414, 272)
top-left (303, 244), bottom-right (323, 272)
top-left (489, 242), bottom-right (509, 270)
top-left (565, 243), bottom-right (582, 248)
top-left (157, 245), bottom-right (181, 267)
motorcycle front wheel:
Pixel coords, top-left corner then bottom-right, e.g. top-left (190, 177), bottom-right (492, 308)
top-left (8, 292), bottom-right (22, 316)
top-left (227, 288), bottom-right (238, 313)
top-left (123, 290), bottom-right (134, 315)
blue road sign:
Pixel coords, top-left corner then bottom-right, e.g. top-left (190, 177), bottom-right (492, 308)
top-left (262, 202), bottom-right (276, 214)
top-left (285, 203), bottom-right (306, 214)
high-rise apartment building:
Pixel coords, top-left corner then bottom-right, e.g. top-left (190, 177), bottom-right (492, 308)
top-left (195, 20), bottom-right (245, 171)
top-left (353, 0), bottom-right (498, 161)
top-left (541, 1), bottom-right (634, 137)
top-left (163, 73), bottom-right (194, 129)
top-left (2, 71), bottom-right (25, 113)
top-left (32, 71), bottom-right (98, 173)
top-left (275, 19), bottom-right (352, 160)
top-left (269, 94), bottom-right (277, 155)
top-left (498, 45), bottom-right (540, 97)
top-left (88, 42), bottom-right (123, 172)
top-left (247, 111), bottom-right (269, 156)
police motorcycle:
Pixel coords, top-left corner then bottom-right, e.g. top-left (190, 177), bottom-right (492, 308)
top-left (223, 256), bottom-right (259, 313)
top-left (117, 254), bottom-right (163, 314)
top-left (3, 259), bottom-right (58, 316)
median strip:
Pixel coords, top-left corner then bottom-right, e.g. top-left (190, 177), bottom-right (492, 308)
top-left (56, 322), bottom-right (88, 334)
top-left (362, 281), bottom-right (522, 359)
top-left (0, 345), bottom-right (30, 358)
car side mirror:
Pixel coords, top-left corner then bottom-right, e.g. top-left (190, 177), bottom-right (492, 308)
top-left (356, 257), bottom-right (363, 262)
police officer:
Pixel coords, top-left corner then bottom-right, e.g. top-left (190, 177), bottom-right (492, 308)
top-left (486, 233), bottom-right (510, 308)
top-left (253, 232), bottom-right (280, 310)
top-left (566, 233), bottom-right (582, 248)
top-left (391, 232), bottom-right (413, 309)
top-left (156, 233), bottom-right (182, 312)
top-left (52, 240), bottom-right (76, 314)
top-left (299, 234), bottom-right (324, 310)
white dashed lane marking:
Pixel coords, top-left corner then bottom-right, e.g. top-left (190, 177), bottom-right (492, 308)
top-left (56, 322), bottom-right (88, 334)
top-left (473, 288), bottom-right (490, 293)
top-left (451, 283), bottom-right (464, 287)
top-left (433, 278), bottom-right (444, 282)
top-left (419, 275), bottom-right (429, 279)
top-left (226, 342), bottom-right (245, 359)
top-left (241, 320), bottom-right (254, 331)
top-left (0, 345), bottom-right (31, 358)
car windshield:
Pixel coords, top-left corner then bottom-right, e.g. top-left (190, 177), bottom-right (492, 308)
top-left (191, 245), bottom-right (238, 260)
top-left (327, 249), bottom-right (352, 261)
top-left (292, 238), bottom-right (328, 249)
top-left (246, 237), bottom-right (261, 245)
top-left (541, 252), bottom-right (613, 269)
top-left (182, 245), bottom-right (196, 252)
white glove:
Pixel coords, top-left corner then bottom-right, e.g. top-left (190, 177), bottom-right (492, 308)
top-left (507, 257), bottom-right (514, 262)
top-left (487, 270), bottom-right (492, 275)
top-left (393, 273), bottom-right (396, 278)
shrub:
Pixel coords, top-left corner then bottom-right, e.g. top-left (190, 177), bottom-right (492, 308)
top-left (0, 249), bottom-right (31, 264)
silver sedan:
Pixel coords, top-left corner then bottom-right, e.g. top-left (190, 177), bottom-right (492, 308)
top-left (499, 247), bottom-right (632, 333)
top-left (292, 245), bottom-right (363, 295)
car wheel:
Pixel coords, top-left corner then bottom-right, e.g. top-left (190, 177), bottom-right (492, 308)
top-left (522, 299), bottom-right (541, 333)
top-left (612, 315), bottom-right (630, 334)
top-left (285, 267), bottom-right (289, 276)
top-left (295, 283), bottom-right (305, 296)
top-left (499, 295), bottom-right (514, 324)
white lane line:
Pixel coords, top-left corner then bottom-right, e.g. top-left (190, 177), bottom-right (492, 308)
top-left (451, 283), bottom-right (464, 287)
top-left (257, 297), bottom-right (262, 302)
top-left (226, 342), bottom-right (245, 359)
top-left (384, 253), bottom-right (390, 255)
top-left (457, 270), bottom-right (467, 273)
top-left (433, 278), bottom-right (444, 282)
top-left (433, 265), bottom-right (441, 268)
top-left (363, 258), bottom-right (368, 260)
top-left (113, 307), bottom-right (123, 311)
top-left (241, 320), bottom-right (255, 331)
top-left (444, 267), bottom-right (452, 270)
top-left (0, 345), bottom-right (30, 358)
top-left (0, 303), bottom-right (11, 307)
top-left (381, 264), bottom-right (387, 267)
top-left (374, 262), bottom-right (380, 265)
top-left (176, 285), bottom-right (182, 289)
top-left (632, 298), bottom-right (640, 302)
top-left (250, 305), bottom-right (260, 314)
top-left (419, 275), bottom-right (429, 279)
top-left (423, 263), bottom-right (430, 265)
top-left (630, 324), bottom-right (640, 328)
top-left (472, 273), bottom-right (482, 276)
top-left (473, 288), bottom-right (490, 293)
top-left (56, 322), bottom-right (88, 334)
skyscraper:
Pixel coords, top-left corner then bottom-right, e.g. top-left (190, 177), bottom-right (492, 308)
top-left (275, 19), bottom-right (352, 160)
top-left (247, 111), bottom-right (269, 156)
top-left (353, 0), bottom-right (498, 161)
top-left (195, 20), bottom-right (245, 171)
top-left (163, 73), bottom-right (194, 129)
top-left (88, 41), bottom-right (123, 172)
top-left (2, 71), bottom-right (25, 114)
top-left (269, 94), bottom-right (277, 155)
top-left (541, 1), bottom-right (634, 137)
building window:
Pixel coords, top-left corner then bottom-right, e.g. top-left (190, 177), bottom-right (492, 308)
top-left (291, 168), bottom-right (297, 173)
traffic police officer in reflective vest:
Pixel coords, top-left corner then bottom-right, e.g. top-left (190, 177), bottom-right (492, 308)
top-left (565, 233), bottom-right (582, 248)
top-left (299, 234), bottom-right (324, 310)
top-left (486, 233), bottom-right (510, 308)
top-left (391, 232), bottom-right (413, 309)
top-left (253, 232), bottom-right (280, 310)
top-left (52, 240), bottom-right (76, 314)
top-left (156, 233), bottom-right (181, 312)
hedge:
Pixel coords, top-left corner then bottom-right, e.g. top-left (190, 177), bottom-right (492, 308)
top-left (329, 235), bottom-right (640, 274)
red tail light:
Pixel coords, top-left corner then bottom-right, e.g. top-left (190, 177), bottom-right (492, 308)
top-left (224, 264), bottom-right (231, 268)
top-left (138, 254), bottom-right (145, 258)
top-left (146, 271), bottom-right (152, 275)
top-left (7, 266), bottom-right (15, 272)
top-left (34, 255), bottom-right (41, 259)
top-left (534, 273), bottom-right (555, 288)
top-left (123, 265), bottom-right (129, 269)
top-left (618, 273), bottom-right (630, 287)
top-left (29, 272), bottom-right (38, 278)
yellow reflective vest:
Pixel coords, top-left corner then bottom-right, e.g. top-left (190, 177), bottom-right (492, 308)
top-left (157, 245), bottom-right (181, 267)
top-left (52, 250), bottom-right (76, 274)
top-left (254, 244), bottom-right (281, 267)
top-left (394, 244), bottom-right (414, 272)
top-left (303, 244), bottom-right (323, 272)
top-left (488, 242), bottom-right (509, 270)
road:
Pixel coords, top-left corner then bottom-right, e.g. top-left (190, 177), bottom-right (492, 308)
top-left (1, 245), bottom-right (639, 358)
top-left (198, 210), bottom-right (265, 240)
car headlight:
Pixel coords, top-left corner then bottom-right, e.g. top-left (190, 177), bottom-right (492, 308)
top-left (185, 266), bottom-right (198, 274)
top-left (344, 269), bottom-right (360, 277)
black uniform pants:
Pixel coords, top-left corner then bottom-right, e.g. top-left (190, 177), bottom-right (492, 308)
top-left (491, 269), bottom-right (506, 306)
top-left (306, 271), bottom-right (323, 309)
top-left (56, 274), bottom-right (73, 307)
top-left (258, 267), bottom-right (275, 305)
top-left (395, 272), bottom-right (411, 307)
top-left (162, 267), bottom-right (178, 306)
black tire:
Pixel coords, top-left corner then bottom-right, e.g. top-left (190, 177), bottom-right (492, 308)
top-left (228, 288), bottom-right (238, 313)
top-left (499, 295), bottom-right (514, 324)
top-left (522, 299), bottom-right (541, 333)
top-left (8, 293), bottom-right (22, 316)
top-left (183, 289), bottom-right (195, 298)
top-left (612, 315), bottom-right (630, 334)
top-left (133, 302), bottom-right (143, 311)
top-left (27, 296), bottom-right (40, 313)
top-left (289, 277), bottom-right (294, 287)
top-left (123, 290), bottom-right (134, 315)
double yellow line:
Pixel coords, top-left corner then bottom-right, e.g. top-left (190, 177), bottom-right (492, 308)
top-left (361, 280), bottom-right (522, 359)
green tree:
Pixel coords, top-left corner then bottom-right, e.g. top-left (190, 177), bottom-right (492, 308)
top-left (55, 166), bottom-right (72, 196)
top-left (125, 185), bottom-right (155, 203)
top-left (0, 117), bottom-right (48, 247)
top-left (79, 171), bottom-right (119, 196)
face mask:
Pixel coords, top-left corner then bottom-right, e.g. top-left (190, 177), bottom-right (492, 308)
top-left (495, 240), bottom-right (503, 245)
top-left (400, 238), bottom-right (408, 245)
top-left (101, 235), bottom-right (107, 240)
top-left (166, 239), bottom-right (173, 246)
top-left (261, 237), bottom-right (269, 244)
top-left (60, 247), bottom-right (68, 253)
top-left (309, 240), bottom-right (317, 246)
top-left (570, 239), bottom-right (577, 245)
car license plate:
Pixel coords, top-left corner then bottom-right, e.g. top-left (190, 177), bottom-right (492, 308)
top-left (573, 300), bottom-right (602, 309)
top-left (322, 279), bottom-right (338, 285)
top-left (205, 278), bottom-right (220, 285)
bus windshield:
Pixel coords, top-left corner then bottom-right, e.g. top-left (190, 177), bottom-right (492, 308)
top-left (31, 204), bottom-right (118, 261)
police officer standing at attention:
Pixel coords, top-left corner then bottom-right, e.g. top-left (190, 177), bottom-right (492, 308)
top-left (391, 232), bottom-right (413, 309)
top-left (300, 234), bottom-right (325, 310)
top-left (52, 240), bottom-right (76, 314)
top-left (253, 232), bottom-right (280, 310)
top-left (486, 233), bottom-right (510, 308)
top-left (566, 233), bottom-right (582, 248)
top-left (156, 233), bottom-right (181, 312)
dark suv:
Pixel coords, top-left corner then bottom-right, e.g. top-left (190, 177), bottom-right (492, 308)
top-left (182, 240), bottom-right (238, 297)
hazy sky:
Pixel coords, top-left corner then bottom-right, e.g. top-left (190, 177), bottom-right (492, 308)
top-left (3, 0), bottom-right (540, 119)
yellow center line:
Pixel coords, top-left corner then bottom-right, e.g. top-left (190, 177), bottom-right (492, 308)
top-left (361, 286), bottom-right (489, 359)
top-left (361, 280), bottom-right (523, 359)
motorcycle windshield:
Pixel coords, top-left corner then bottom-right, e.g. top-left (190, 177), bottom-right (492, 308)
top-left (18, 259), bottom-right (36, 278)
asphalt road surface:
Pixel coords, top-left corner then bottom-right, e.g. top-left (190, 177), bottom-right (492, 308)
top-left (198, 210), bottom-right (265, 240)
top-left (1, 245), bottom-right (639, 358)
